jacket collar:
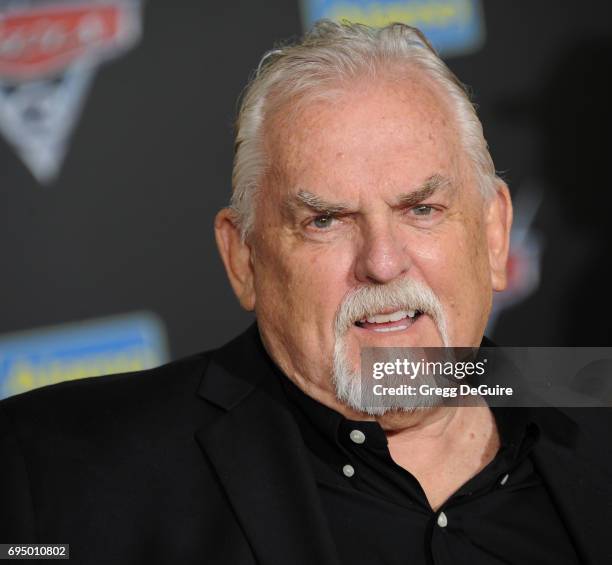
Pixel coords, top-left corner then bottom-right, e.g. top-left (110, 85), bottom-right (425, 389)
top-left (529, 408), bottom-right (612, 564)
top-left (481, 335), bottom-right (611, 563)
top-left (195, 323), bottom-right (341, 565)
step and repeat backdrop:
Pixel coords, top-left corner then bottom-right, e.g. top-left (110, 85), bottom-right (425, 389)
top-left (1, 0), bottom-right (611, 398)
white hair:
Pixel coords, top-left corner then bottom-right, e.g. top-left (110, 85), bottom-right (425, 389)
top-left (230, 20), bottom-right (499, 239)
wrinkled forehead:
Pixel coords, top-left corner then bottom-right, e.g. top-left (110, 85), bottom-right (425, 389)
top-left (260, 73), bottom-right (470, 202)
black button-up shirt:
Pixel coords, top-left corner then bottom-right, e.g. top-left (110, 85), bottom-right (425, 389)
top-left (278, 373), bottom-right (581, 565)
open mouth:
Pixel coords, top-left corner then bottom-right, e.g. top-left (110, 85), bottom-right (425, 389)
top-left (354, 309), bottom-right (424, 333)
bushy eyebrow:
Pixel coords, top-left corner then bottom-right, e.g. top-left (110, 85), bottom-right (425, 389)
top-left (394, 174), bottom-right (453, 207)
top-left (284, 190), bottom-right (353, 216)
top-left (283, 174), bottom-right (453, 218)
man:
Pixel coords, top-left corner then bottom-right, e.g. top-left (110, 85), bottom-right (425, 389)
top-left (1, 21), bottom-right (610, 564)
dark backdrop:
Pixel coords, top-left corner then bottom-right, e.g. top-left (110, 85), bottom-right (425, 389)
top-left (1, 0), bottom-right (611, 368)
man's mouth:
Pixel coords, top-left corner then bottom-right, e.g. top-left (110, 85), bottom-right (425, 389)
top-left (354, 309), bottom-right (424, 332)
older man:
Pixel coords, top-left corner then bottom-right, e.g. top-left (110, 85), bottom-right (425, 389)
top-left (1, 21), bottom-right (610, 565)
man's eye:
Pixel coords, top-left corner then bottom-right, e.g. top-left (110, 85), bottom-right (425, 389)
top-left (311, 215), bottom-right (335, 229)
top-left (411, 205), bottom-right (434, 216)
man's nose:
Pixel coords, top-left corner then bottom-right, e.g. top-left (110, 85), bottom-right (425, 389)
top-left (354, 222), bottom-right (411, 284)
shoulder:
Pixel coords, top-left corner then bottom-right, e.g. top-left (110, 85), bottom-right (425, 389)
top-left (558, 406), bottom-right (612, 453)
top-left (531, 406), bottom-right (612, 474)
top-left (0, 322), bottom-right (265, 446)
top-left (0, 350), bottom-right (213, 443)
top-left (0, 332), bottom-right (261, 543)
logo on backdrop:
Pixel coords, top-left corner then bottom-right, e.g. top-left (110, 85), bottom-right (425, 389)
top-left (0, 311), bottom-right (169, 399)
top-left (300, 0), bottom-right (485, 57)
top-left (0, 0), bottom-right (143, 184)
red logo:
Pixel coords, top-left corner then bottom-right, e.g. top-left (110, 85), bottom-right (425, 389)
top-left (0, 2), bottom-right (142, 183)
top-left (0, 4), bottom-right (131, 80)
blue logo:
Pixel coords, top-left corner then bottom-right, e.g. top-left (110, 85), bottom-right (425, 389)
top-left (300, 0), bottom-right (485, 57)
top-left (0, 311), bottom-right (169, 399)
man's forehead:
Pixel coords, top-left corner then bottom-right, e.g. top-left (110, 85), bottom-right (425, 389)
top-left (264, 73), bottom-right (456, 153)
top-left (261, 74), bottom-right (468, 210)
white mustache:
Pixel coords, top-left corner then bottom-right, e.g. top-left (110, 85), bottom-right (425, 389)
top-left (332, 277), bottom-right (449, 415)
top-left (334, 277), bottom-right (448, 344)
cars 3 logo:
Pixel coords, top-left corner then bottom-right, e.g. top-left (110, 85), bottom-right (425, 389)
top-left (0, 0), bottom-right (142, 183)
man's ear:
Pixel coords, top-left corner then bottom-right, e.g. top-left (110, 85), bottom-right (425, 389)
top-left (486, 180), bottom-right (513, 292)
top-left (214, 208), bottom-right (256, 311)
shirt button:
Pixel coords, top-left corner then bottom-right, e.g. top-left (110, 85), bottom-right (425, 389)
top-left (437, 511), bottom-right (448, 528)
top-left (500, 473), bottom-right (509, 486)
top-left (349, 429), bottom-right (366, 444)
top-left (342, 464), bottom-right (355, 478)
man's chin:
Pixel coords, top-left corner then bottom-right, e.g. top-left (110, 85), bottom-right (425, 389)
top-left (334, 387), bottom-right (443, 418)
top-left (333, 320), bottom-right (447, 417)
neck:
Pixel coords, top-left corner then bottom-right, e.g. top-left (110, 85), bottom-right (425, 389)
top-left (283, 361), bottom-right (484, 440)
top-left (256, 324), bottom-right (491, 442)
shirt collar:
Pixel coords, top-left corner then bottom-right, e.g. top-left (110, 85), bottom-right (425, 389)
top-left (255, 326), bottom-right (540, 461)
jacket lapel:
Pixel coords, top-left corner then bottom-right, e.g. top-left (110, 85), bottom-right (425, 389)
top-left (195, 358), bottom-right (341, 565)
top-left (531, 409), bottom-right (612, 565)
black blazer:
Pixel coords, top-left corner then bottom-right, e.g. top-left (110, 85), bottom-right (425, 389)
top-left (1, 323), bottom-right (611, 564)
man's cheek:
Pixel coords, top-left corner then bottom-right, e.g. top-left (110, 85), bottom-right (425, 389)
top-left (408, 227), bottom-right (452, 261)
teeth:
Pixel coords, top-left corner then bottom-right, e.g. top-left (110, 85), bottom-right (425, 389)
top-left (356, 309), bottom-right (424, 326)
top-left (366, 310), bottom-right (408, 324)
top-left (373, 325), bottom-right (409, 333)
